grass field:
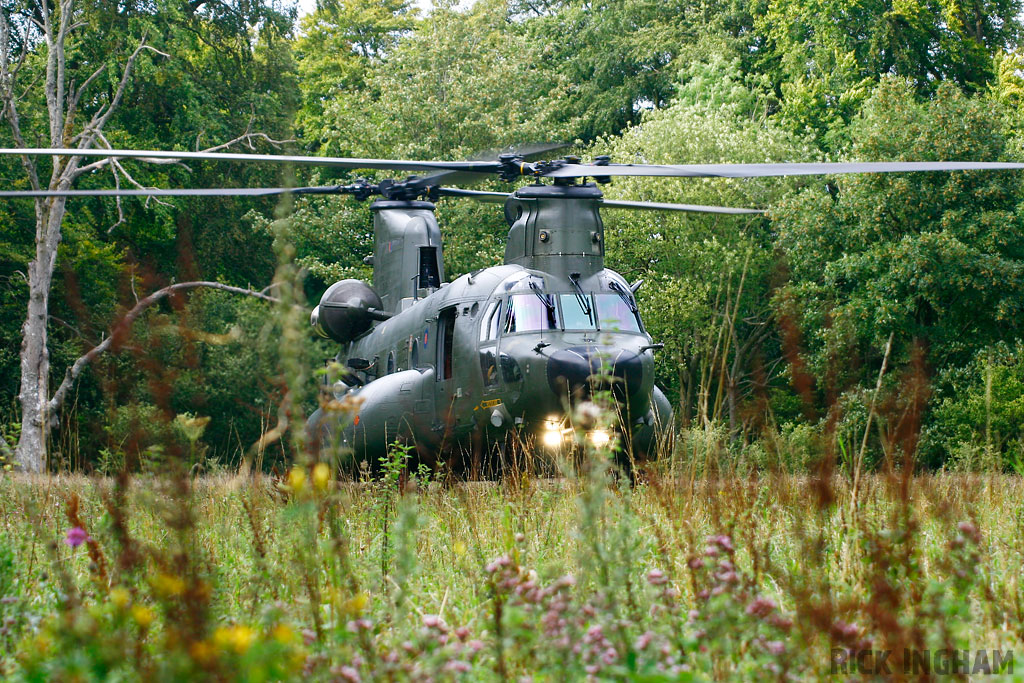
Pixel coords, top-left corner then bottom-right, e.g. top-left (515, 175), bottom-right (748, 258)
top-left (1, 459), bottom-right (1022, 680)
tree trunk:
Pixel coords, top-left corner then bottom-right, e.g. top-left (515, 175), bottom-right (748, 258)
top-left (15, 198), bottom-right (66, 472)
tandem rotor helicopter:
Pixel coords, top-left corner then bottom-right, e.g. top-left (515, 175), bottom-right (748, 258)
top-left (4, 146), bottom-right (1024, 475)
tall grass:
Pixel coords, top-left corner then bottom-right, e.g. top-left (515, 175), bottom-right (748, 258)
top-left (0, 458), bottom-right (1021, 680)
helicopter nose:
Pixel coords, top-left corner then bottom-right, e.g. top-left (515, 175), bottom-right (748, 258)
top-left (546, 346), bottom-right (644, 403)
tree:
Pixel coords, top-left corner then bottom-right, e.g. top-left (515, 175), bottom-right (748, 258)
top-left (772, 79), bottom-right (1024, 437)
top-left (0, 0), bottom-right (295, 471)
top-left (594, 53), bottom-right (814, 433)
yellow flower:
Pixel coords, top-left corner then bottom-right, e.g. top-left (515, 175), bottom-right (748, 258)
top-left (189, 639), bottom-right (216, 665)
top-left (152, 573), bottom-right (186, 597)
top-left (214, 625), bottom-right (257, 654)
top-left (453, 540), bottom-right (467, 556)
top-left (342, 591), bottom-right (369, 615)
top-left (272, 623), bottom-right (298, 645)
top-left (110, 586), bottom-right (131, 610)
top-left (287, 466), bottom-right (307, 493)
top-left (131, 605), bottom-right (155, 628)
top-left (312, 462), bottom-right (331, 493)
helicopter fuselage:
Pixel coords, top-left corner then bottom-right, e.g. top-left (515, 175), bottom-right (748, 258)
top-left (308, 183), bottom-right (673, 473)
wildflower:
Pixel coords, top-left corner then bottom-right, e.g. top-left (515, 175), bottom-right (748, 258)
top-left (455, 626), bottom-right (470, 640)
top-left (64, 527), bottom-right (89, 548)
top-left (515, 532), bottom-right (525, 543)
top-left (342, 592), bottom-right (369, 615)
top-left (287, 466), bottom-right (307, 493)
top-left (467, 639), bottom-right (485, 652)
top-left (830, 620), bottom-right (860, 642)
top-left (647, 569), bottom-right (668, 586)
top-left (312, 462), bottom-right (331, 493)
top-left (602, 647), bottom-right (618, 665)
top-left (131, 604), bottom-right (155, 628)
top-left (337, 665), bottom-right (361, 683)
top-left (745, 597), bottom-right (777, 618)
top-left (634, 631), bottom-right (655, 650)
top-left (453, 540), bottom-right (467, 556)
top-left (444, 660), bottom-right (472, 673)
top-left (717, 570), bottom-right (739, 584)
top-left (765, 640), bottom-right (786, 655)
top-left (957, 520), bottom-right (981, 544)
top-left (151, 573), bottom-right (186, 597)
top-left (688, 609), bottom-right (700, 621)
top-left (110, 586), bottom-right (131, 610)
top-left (707, 535), bottom-right (734, 553)
top-left (688, 557), bottom-right (705, 570)
top-left (189, 640), bottom-right (216, 665)
top-left (272, 623), bottom-right (298, 645)
top-left (214, 624), bottom-right (257, 654)
top-left (422, 614), bottom-right (447, 631)
top-left (301, 628), bottom-right (317, 645)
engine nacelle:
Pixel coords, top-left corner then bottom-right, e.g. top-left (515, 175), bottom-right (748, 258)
top-left (311, 279), bottom-right (391, 344)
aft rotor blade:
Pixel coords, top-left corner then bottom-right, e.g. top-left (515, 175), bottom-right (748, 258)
top-left (0, 186), bottom-right (347, 198)
top-left (601, 199), bottom-right (764, 214)
top-left (542, 160), bottom-right (1024, 179)
top-left (437, 188), bottom-right (510, 202)
top-left (439, 188), bottom-right (764, 214)
top-left (0, 148), bottom-right (503, 174)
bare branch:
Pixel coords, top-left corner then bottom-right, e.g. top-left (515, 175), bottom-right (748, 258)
top-left (66, 63), bottom-right (107, 121)
top-left (47, 281), bottom-right (283, 416)
top-left (79, 38), bottom-right (169, 147)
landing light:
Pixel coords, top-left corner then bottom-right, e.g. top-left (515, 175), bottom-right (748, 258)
top-left (541, 430), bottom-right (563, 448)
top-left (588, 429), bottom-right (611, 447)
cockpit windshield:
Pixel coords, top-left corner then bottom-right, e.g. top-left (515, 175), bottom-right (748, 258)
top-left (559, 294), bottom-right (596, 330)
top-left (594, 294), bottom-right (643, 333)
top-left (503, 294), bottom-right (558, 333)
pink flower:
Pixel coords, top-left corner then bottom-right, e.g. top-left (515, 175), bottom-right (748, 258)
top-left (444, 660), bottom-right (471, 673)
top-left (65, 527), bottom-right (89, 548)
top-left (467, 639), bottom-right (485, 653)
top-left (647, 569), bottom-right (668, 586)
top-left (765, 640), bottom-right (786, 655)
top-left (745, 597), bottom-right (777, 618)
top-left (338, 665), bottom-right (361, 683)
top-left (634, 631), bottom-right (654, 650)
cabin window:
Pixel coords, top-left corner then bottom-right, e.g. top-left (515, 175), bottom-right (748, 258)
top-left (409, 336), bottom-right (419, 368)
top-left (559, 294), bottom-right (596, 330)
top-left (594, 294), bottom-right (643, 333)
top-left (503, 294), bottom-right (558, 334)
top-left (438, 307), bottom-right (456, 380)
top-left (387, 351), bottom-right (395, 374)
top-left (419, 246), bottom-right (440, 289)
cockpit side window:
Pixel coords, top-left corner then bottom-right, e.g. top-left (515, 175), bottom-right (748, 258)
top-left (594, 294), bottom-right (643, 333)
top-left (480, 301), bottom-right (500, 342)
top-left (503, 294), bottom-right (558, 334)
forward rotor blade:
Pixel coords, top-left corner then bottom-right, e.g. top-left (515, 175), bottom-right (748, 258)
top-left (543, 160), bottom-right (1024, 179)
top-left (438, 188), bottom-right (764, 214)
top-left (0, 186), bottom-right (346, 198)
top-left (601, 199), bottom-right (764, 214)
top-left (0, 148), bottom-right (503, 174)
top-left (437, 188), bottom-right (509, 202)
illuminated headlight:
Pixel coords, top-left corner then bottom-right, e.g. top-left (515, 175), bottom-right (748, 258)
top-left (543, 416), bottom-right (561, 432)
top-left (588, 429), bottom-right (611, 447)
top-left (541, 430), bottom-right (563, 448)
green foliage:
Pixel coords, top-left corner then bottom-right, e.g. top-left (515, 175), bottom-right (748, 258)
top-left (924, 341), bottom-right (1024, 469)
top-left (775, 80), bottom-right (1024, 389)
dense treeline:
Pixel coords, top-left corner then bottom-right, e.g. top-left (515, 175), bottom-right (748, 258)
top-left (3, 0), bottom-right (1024, 471)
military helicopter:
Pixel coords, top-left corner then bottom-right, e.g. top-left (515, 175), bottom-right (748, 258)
top-left (4, 147), bottom-right (1024, 476)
